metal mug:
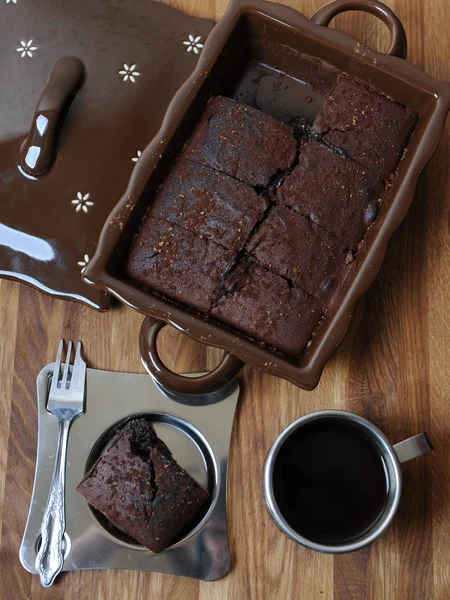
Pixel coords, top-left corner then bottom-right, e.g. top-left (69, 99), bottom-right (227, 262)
top-left (263, 410), bottom-right (433, 553)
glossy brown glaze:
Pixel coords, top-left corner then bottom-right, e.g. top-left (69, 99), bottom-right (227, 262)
top-left (311, 0), bottom-right (407, 57)
top-left (84, 0), bottom-right (450, 391)
top-left (0, 0), bottom-right (214, 310)
top-left (20, 57), bottom-right (85, 177)
top-left (140, 318), bottom-right (244, 395)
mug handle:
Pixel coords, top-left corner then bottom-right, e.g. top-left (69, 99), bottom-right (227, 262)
top-left (311, 0), bottom-right (407, 59)
top-left (393, 433), bottom-right (433, 463)
top-left (139, 317), bottom-right (244, 395)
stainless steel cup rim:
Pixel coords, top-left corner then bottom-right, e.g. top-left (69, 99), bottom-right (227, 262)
top-left (263, 410), bottom-right (403, 554)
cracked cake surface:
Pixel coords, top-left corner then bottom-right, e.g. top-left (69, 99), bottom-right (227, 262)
top-left (211, 261), bottom-right (324, 356)
top-left (313, 75), bottom-right (417, 180)
top-left (150, 157), bottom-right (268, 252)
top-left (126, 83), bottom-right (416, 358)
top-left (277, 139), bottom-right (384, 248)
top-left (184, 95), bottom-right (298, 187)
top-left (125, 215), bottom-right (236, 312)
top-left (77, 418), bottom-right (209, 553)
top-left (246, 204), bottom-right (350, 306)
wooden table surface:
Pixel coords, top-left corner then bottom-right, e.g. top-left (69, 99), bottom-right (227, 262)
top-left (1, 0), bottom-right (450, 598)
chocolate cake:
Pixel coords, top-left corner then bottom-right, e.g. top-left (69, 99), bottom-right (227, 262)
top-left (125, 215), bottom-right (235, 312)
top-left (150, 158), bottom-right (268, 251)
top-left (277, 139), bottom-right (384, 248)
top-left (246, 205), bottom-right (350, 306)
top-left (184, 95), bottom-right (297, 187)
top-left (313, 75), bottom-right (418, 180)
top-left (126, 85), bottom-right (417, 357)
top-left (77, 418), bottom-right (209, 553)
top-left (211, 261), bottom-right (324, 356)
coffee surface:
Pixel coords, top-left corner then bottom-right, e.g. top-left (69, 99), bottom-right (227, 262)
top-left (273, 418), bottom-right (389, 545)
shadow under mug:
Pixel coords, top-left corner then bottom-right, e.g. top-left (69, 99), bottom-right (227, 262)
top-left (263, 410), bottom-right (433, 553)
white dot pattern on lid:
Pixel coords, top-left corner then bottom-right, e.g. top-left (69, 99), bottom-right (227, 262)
top-left (17, 39), bottom-right (37, 57)
top-left (183, 34), bottom-right (203, 55)
top-left (78, 254), bottom-right (90, 273)
top-left (71, 192), bottom-right (93, 214)
top-left (118, 63), bottom-right (140, 83)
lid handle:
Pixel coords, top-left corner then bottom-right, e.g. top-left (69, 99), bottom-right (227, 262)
top-left (20, 56), bottom-right (85, 177)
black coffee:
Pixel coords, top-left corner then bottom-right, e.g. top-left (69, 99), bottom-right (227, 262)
top-left (273, 418), bottom-right (389, 545)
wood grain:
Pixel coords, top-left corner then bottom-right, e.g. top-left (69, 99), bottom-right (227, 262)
top-left (1, 1), bottom-right (450, 598)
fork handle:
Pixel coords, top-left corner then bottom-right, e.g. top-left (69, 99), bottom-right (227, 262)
top-left (35, 418), bottom-right (71, 587)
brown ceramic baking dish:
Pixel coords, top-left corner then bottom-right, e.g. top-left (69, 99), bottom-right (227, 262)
top-left (83, 0), bottom-right (450, 394)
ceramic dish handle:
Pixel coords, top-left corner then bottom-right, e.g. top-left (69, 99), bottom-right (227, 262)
top-left (139, 317), bottom-right (244, 395)
top-left (311, 0), bottom-right (407, 59)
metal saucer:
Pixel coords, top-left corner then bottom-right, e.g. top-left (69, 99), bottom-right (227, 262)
top-left (20, 365), bottom-right (239, 581)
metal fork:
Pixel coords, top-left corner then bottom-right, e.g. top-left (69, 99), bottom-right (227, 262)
top-left (35, 340), bottom-right (86, 587)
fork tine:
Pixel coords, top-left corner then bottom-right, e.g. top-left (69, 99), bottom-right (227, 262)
top-left (70, 341), bottom-right (86, 390)
top-left (50, 340), bottom-right (64, 392)
top-left (61, 340), bottom-right (73, 390)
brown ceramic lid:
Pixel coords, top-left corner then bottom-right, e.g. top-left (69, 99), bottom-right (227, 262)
top-left (0, 0), bottom-right (214, 310)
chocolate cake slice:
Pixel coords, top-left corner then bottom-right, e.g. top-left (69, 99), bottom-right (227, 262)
top-left (277, 139), bottom-right (384, 248)
top-left (313, 75), bottom-right (417, 180)
top-left (211, 261), bottom-right (324, 356)
top-left (184, 95), bottom-right (297, 187)
top-left (246, 205), bottom-right (350, 306)
top-left (150, 158), bottom-right (268, 252)
top-left (125, 215), bottom-right (235, 312)
top-left (77, 418), bottom-right (209, 553)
